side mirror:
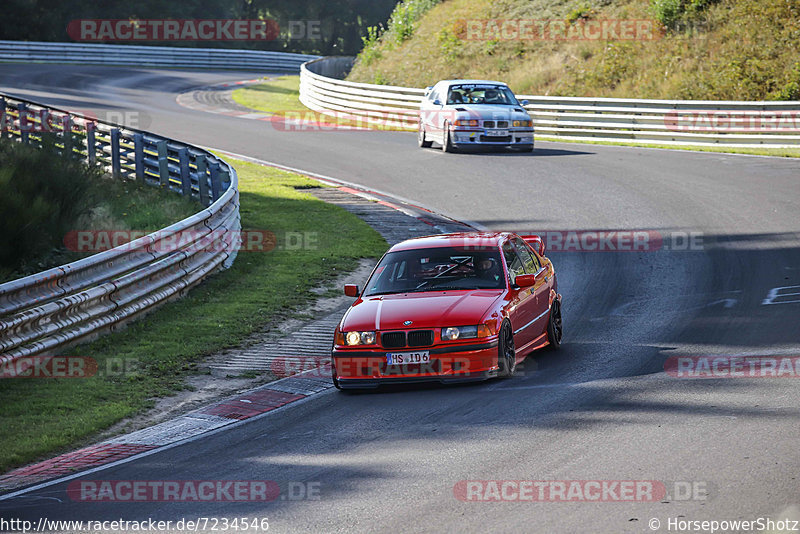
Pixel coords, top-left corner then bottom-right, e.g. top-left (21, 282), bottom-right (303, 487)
top-left (521, 99), bottom-right (530, 106)
top-left (344, 284), bottom-right (359, 297)
top-left (433, 99), bottom-right (442, 106)
top-left (515, 274), bottom-right (537, 288)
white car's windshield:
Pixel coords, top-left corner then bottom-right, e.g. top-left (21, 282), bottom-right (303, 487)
top-left (447, 84), bottom-right (519, 106)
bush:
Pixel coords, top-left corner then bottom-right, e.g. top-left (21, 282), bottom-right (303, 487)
top-left (651, 0), bottom-right (718, 29)
top-left (386, 0), bottom-right (442, 44)
top-left (0, 137), bottom-right (100, 277)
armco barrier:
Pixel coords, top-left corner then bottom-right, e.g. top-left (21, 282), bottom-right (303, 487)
top-left (300, 57), bottom-right (800, 148)
top-left (0, 40), bottom-right (318, 71)
top-left (0, 93), bottom-right (241, 364)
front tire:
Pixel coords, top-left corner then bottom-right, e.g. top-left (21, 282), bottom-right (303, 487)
top-left (418, 124), bottom-right (432, 148)
top-left (442, 122), bottom-right (457, 153)
top-left (498, 321), bottom-right (516, 377)
top-left (546, 299), bottom-right (563, 349)
top-left (332, 364), bottom-right (342, 390)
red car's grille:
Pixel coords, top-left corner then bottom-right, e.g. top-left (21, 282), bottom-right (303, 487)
top-left (380, 330), bottom-right (434, 348)
top-left (381, 331), bottom-right (406, 348)
top-left (407, 330), bottom-right (434, 347)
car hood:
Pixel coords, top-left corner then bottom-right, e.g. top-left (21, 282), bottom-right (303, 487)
top-left (340, 290), bottom-right (504, 332)
top-left (448, 105), bottom-right (529, 119)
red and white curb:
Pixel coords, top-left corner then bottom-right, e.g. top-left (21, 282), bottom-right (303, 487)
top-left (0, 367), bottom-right (333, 495)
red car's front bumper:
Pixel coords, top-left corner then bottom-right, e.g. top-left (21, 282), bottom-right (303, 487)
top-left (331, 338), bottom-right (500, 389)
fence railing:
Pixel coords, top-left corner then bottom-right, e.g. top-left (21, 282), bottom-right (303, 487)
top-left (0, 40), bottom-right (318, 71)
top-left (300, 57), bottom-right (800, 148)
top-left (0, 93), bottom-right (241, 365)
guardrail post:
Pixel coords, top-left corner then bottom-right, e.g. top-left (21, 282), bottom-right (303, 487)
top-left (133, 133), bottom-right (144, 183)
top-left (62, 115), bottom-right (72, 157)
top-left (157, 140), bottom-right (169, 188)
top-left (210, 161), bottom-right (222, 201)
top-left (178, 147), bottom-right (191, 196)
top-left (18, 102), bottom-right (29, 144)
top-left (0, 97), bottom-right (7, 140)
top-left (110, 128), bottom-right (121, 177)
top-left (219, 167), bottom-right (231, 192)
top-left (86, 122), bottom-right (96, 165)
top-left (197, 155), bottom-right (210, 205)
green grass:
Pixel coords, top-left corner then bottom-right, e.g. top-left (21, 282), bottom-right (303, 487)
top-left (536, 136), bottom-right (800, 158)
top-left (232, 76), bottom-right (307, 114)
top-left (0, 156), bottom-right (387, 475)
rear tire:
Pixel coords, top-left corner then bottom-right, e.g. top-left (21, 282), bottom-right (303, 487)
top-left (498, 321), bottom-right (517, 377)
top-left (418, 124), bottom-right (432, 148)
top-left (546, 299), bottom-right (563, 350)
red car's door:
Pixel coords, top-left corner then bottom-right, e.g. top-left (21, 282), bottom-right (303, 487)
top-left (512, 237), bottom-right (551, 344)
top-left (501, 240), bottom-right (536, 350)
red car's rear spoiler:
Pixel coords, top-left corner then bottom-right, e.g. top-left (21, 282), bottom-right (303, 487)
top-left (521, 234), bottom-right (545, 256)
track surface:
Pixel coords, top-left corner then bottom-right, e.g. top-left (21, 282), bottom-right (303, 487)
top-left (1, 65), bottom-right (799, 533)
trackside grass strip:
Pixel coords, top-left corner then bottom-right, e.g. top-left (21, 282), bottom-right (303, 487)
top-left (0, 156), bottom-right (387, 474)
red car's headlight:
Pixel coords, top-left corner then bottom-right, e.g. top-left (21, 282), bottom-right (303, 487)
top-left (441, 325), bottom-right (493, 341)
top-left (338, 331), bottom-right (376, 346)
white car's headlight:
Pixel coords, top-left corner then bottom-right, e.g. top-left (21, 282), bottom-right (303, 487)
top-left (344, 331), bottom-right (376, 346)
top-left (454, 119), bottom-right (479, 127)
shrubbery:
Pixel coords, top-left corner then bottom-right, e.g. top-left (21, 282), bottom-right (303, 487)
top-left (0, 136), bottom-right (99, 279)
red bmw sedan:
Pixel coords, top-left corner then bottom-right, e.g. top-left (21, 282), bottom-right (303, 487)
top-left (331, 232), bottom-right (562, 389)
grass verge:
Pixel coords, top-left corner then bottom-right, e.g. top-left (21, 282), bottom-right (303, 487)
top-left (231, 76), bottom-right (307, 114)
top-left (0, 156), bottom-right (387, 474)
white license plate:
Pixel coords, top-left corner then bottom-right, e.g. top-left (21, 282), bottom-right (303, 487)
top-left (485, 129), bottom-right (508, 137)
top-left (386, 352), bottom-right (430, 365)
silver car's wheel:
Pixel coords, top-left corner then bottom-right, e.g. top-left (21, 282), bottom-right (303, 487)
top-left (442, 122), bottom-right (457, 153)
top-left (418, 124), bottom-right (432, 148)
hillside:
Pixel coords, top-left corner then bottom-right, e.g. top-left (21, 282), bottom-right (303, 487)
top-left (347, 0), bottom-right (800, 100)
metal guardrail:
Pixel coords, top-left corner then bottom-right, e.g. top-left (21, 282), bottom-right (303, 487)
top-left (0, 40), bottom-right (319, 71)
top-left (0, 92), bottom-right (241, 365)
top-left (300, 57), bottom-right (800, 148)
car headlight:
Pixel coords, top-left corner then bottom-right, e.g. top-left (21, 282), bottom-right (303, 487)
top-left (454, 119), bottom-right (479, 127)
top-left (344, 331), bottom-right (376, 346)
top-left (513, 120), bottom-right (532, 127)
top-left (442, 325), bottom-right (487, 341)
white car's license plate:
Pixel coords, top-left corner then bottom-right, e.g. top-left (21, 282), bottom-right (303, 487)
top-left (485, 129), bottom-right (508, 137)
top-left (386, 351), bottom-right (430, 365)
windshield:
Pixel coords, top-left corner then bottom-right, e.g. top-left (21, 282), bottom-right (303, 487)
top-left (447, 84), bottom-right (520, 106)
top-left (363, 246), bottom-right (506, 296)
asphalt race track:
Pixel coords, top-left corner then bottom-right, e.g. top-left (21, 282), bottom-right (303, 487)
top-left (1, 65), bottom-right (799, 533)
